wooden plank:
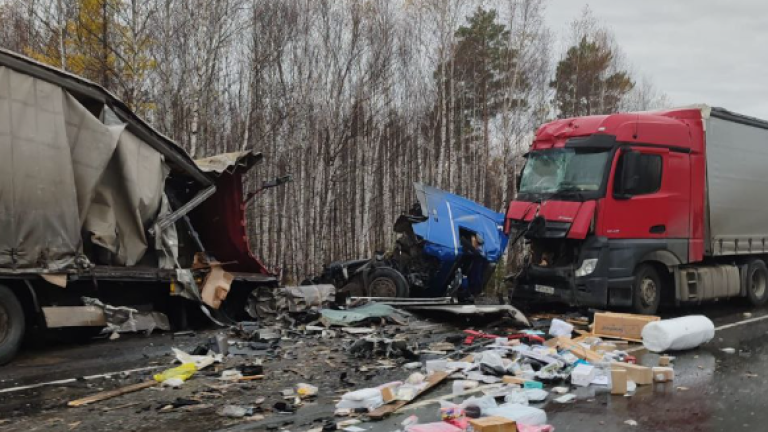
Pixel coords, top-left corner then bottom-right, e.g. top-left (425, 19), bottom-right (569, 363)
top-left (369, 355), bottom-right (473, 420)
top-left (68, 380), bottom-right (157, 407)
top-left (555, 337), bottom-right (604, 363)
top-left (239, 375), bottom-right (265, 381)
top-left (368, 371), bottom-right (450, 419)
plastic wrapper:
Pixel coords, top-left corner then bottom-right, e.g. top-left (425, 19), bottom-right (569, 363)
top-left (518, 425), bottom-right (555, 432)
top-left (641, 315), bottom-right (715, 352)
top-left (154, 363), bottom-right (196, 384)
top-left (217, 405), bottom-right (253, 418)
top-left (477, 351), bottom-right (507, 376)
top-left (524, 388), bottom-right (549, 402)
top-left (503, 389), bottom-right (529, 405)
top-left (487, 403), bottom-right (548, 426)
top-left (439, 401), bottom-right (465, 421)
top-left (296, 383), bottom-right (318, 398)
top-left (460, 395), bottom-right (498, 413)
top-left (406, 372), bottom-right (426, 385)
top-left (172, 347), bottom-right (221, 369)
top-left (220, 370), bottom-right (243, 381)
top-left (336, 387), bottom-right (384, 411)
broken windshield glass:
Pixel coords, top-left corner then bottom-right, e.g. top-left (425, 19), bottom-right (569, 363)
top-left (518, 148), bottom-right (611, 197)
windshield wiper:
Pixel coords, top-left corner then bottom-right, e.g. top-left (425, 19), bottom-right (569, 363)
top-left (549, 183), bottom-right (585, 201)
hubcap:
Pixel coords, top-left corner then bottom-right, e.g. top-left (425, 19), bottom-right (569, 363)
top-left (370, 277), bottom-right (398, 298)
top-left (640, 278), bottom-right (657, 306)
top-left (752, 270), bottom-right (767, 298)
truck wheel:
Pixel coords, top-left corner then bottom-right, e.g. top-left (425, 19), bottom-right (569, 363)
top-left (367, 268), bottom-right (409, 298)
top-left (0, 285), bottom-right (25, 365)
top-left (631, 264), bottom-right (662, 315)
top-left (745, 259), bottom-right (768, 306)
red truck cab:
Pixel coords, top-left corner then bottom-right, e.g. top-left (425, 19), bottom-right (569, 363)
top-left (507, 107), bottom-right (712, 314)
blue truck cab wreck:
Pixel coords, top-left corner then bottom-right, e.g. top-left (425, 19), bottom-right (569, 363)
top-left (314, 183), bottom-right (509, 300)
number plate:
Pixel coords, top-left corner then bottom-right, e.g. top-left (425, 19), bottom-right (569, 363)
top-left (535, 285), bottom-right (555, 295)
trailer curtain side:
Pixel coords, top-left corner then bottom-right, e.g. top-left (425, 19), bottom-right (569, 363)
top-left (705, 110), bottom-right (768, 255)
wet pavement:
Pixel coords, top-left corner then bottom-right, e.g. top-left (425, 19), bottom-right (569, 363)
top-left (2, 301), bottom-right (768, 431)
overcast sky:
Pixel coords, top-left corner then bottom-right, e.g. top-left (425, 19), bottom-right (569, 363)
top-left (545, 0), bottom-right (768, 119)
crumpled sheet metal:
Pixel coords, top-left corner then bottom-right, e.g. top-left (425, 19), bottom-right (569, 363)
top-left (320, 303), bottom-right (411, 327)
top-left (82, 296), bottom-right (170, 336)
top-left (248, 285), bottom-right (336, 319)
top-left (194, 151), bottom-right (262, 174)
top-left (280, 285), bottom-right (335, 312)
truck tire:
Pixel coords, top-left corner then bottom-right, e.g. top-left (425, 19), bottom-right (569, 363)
top-left (0, 285), bottom-right (25, 365)
top-left (367, 267), bottom-right (409, 298)
top-left (631, 264), bottom-right (662, 315)
top-left (745, 259), bottom-right (768, 307)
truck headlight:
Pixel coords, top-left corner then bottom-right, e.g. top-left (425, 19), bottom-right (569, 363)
top-left (575, 258), bottom-right (598, 277)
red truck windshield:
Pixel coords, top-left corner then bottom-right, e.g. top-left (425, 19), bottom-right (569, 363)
top-left (519, 148), bottom-right (611, 199)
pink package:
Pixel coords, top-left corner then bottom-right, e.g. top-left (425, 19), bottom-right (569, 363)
top-left (407, 422), bottom-right (463, 432)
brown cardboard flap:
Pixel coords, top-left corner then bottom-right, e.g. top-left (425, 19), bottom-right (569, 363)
top-left (592, 312), bottom-right (660, 342)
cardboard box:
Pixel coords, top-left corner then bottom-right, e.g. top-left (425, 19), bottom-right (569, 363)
top-left (659, 355), bottom-right (671, 367)
top-left (502, 376), bottom-right (528, 385)
top-left (592, 312), bottom-right (660, 342)
top-left (612, 362), bottom-right (654, 385)
top-left (611, 368), bottom-right (628, 395)
top-left (652, 367), bottom-right (675, 382)
top-left (468, 416), bottom-right (517, 432)
top-left (571, 364), bottom-right (596, 387)
top-left (380, 386), bottom-right (395, 403)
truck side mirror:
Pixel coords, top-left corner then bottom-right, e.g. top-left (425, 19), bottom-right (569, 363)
top-left (615, 150), bottom-right (641, 199)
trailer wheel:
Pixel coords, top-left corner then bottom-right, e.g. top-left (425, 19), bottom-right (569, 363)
top-left (745, 260), bottom-right (768, 306)
top-left (0, 285), bottom-right (25, 365)
top-left (631, 264), bottom-right (662, 315)
top-left (367, 268), bottom-right (409, 298)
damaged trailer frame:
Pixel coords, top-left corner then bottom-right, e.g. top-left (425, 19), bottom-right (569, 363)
top-left (0, 48), bottom-right (279, 364)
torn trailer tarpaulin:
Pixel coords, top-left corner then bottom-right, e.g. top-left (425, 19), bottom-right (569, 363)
top-left (0, 55), bottom-right (199, 271)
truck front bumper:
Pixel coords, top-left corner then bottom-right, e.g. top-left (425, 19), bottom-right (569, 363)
top-left (511, 237), bottom-right (635, 308)
top-left (513, 266), bottom-right (613, 308)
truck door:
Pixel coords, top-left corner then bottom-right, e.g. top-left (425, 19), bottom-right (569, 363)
top-left (599, 147), bottom-right (690, 241)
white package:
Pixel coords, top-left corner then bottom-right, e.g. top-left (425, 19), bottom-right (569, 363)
top-left (336, 387), bottom-right (384, 410)
top-left (570, 364), bottom-right (596, 387)
top-left (548, 318), bottom-right (574, 337)
top-left (641, 315), bottom-right (715, 352)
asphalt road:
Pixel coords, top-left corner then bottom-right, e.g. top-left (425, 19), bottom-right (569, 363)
top-left (372, 302), bottom-right (768, 432)
top-left (2, 300), bottom-right (768, 432)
